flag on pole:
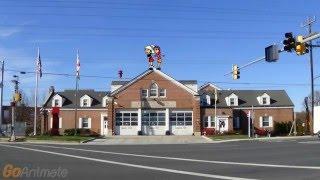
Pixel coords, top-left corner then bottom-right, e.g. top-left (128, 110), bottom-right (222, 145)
top-left (76, 50), bottom-right (80, 79)
top-left (36, 47), bottom-right (42, 78)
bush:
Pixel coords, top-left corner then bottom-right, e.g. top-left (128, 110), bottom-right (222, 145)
top-left (50, 129), bottom-right (60, 136)
top-left (274, 122), bottom-right (292, 136)
top-left (165, 130), bottom-right (171, 135)
top-left (63, 128), bottom-right (97, 136)
top-left (25, 127), bottom-right (34, 136)
top-left (202, 128), bottom-right (215, 135)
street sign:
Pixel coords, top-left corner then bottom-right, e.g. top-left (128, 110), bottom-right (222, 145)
top-left (265, 45), bottom-right (279, 62)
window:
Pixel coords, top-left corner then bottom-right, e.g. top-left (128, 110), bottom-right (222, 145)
top-left (115, 112), bottom-right (138, 126)
top-left (150, 83), bottom-right (158, 97)
top-left (159, 89), bottom-right (166, 97)
top-left (54, 99), bottom-right (59, 107)
top-left (230, 98), bottom-right (235, 106)
top-left (82, 118), bottom-right (89, 128)
top-left (262, 116), bottom-right (269, 127)
top-left (141, 89), bottom-right (148, 98)
top-left (262, 97), bottom-right (267, 105)
top-left (142, 111), bottom-right (165, 126)
top-left (83, 99), bottom-right (88, 107)
top-left (170, 112), bottom-right (192, 126)
top-left (203, 116), bottom-right (215, 128)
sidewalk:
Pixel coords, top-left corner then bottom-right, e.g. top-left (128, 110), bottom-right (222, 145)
top-left (88, 135), bottom-right (211, 145)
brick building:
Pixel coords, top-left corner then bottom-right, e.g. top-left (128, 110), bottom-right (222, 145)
top-left (42, 68), bottom-right (294, 136)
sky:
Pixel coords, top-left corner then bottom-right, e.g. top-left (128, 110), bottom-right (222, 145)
top-left (0, 0), bottom-right (320, 111)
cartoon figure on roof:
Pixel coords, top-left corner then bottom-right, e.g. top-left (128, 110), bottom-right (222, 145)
top-left (144, 45), bottom-right (155, 70)
top-left (144, 45), bottom-right (164, 70)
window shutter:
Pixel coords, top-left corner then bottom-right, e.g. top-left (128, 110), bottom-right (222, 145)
top-left (88, 118), bottom-right (92, 129)
top-left (79, 118), bottom-right (82, 128)
top-left (49, 118), bottom-right (52, 129)
top-left (259, 117), bottom-right (263, 127)
top-left (269, 116), bottom-right (273, 127)
top-left (59, 118), bottom-right (62, 129)
top-left (206, 95), bottom-right (211, 105)
top-left (208, 116), bottom-right (211, 128)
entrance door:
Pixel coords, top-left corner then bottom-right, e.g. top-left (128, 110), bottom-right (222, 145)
top-left (101, 115), bottom-right (108, 135)
top-left (217, 117), bottom-right (228, 132)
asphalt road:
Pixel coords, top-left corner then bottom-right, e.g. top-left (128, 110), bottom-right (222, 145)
top-left (0, 137), bottom-right (319, 180)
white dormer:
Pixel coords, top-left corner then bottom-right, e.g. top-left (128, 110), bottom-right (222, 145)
top-left (102, 95), bottom-right (109, 107)
top-left (257, 93), bottom-right (270, 105)
top-left (80, 94), bottom-right (93, 107)
top-left (52, 94), bottom-right (63, 107)
top-left (225, 93), bottom-right (238, 106)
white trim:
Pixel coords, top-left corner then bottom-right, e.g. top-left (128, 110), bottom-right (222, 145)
top-left (45, 108), bottom-right (107, 111)
top-left (102, 96), bottom-right (109, 107)
top-left (59, 117), bottom-right (62, 129)
top-left (159, 89), bottom-right (166, 98)
top-left (110, 68), bottom-right (198, 96)
top-left (100, 113), bottom-right (108, 135)
top-left (149, 83), bottom-right (159, 97)
top-left (199, 83), bottom-right (222, 91)
top-left (141, 89), bottom-right (149, 98)
top-left (88, 118), bottom-right (92, 129)
top-left (51, 94), bottom-right (63, 107)
top-left (233, 106), bottom-right (294, 110)
top-left (49, 118), bottom-right (52, 129)
top-left (78, 118), bottom-right (82, 128)
top-left (80, 94), bottom-right (92, 107)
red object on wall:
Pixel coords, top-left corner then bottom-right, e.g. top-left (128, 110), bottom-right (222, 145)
top-left (51, 107), bottom-right (60, 115)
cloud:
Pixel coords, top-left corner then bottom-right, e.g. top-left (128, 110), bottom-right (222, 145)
top-left (0, 28), bottom-right (20, 38)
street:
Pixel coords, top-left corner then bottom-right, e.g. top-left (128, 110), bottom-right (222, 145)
top-left (0, 137), bottom-right (319, 179)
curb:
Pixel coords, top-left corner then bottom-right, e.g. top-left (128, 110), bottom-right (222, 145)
top-left (80, 137), bottom-right (97, 144)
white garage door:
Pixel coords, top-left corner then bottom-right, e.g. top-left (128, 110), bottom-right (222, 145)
top-left (141, 111), bottom-right (166, 135)
top-left (115, 111), bottom-right (138, 135)
top-left (170, 111), bottom-right (193, 135)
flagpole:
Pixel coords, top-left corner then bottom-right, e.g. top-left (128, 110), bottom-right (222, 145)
top-left (74, 76), bottom-right (78, 135)
top-left (74, 50), bottom-right (80, 136)
top-left (34, 48), bottom-right (39, 136)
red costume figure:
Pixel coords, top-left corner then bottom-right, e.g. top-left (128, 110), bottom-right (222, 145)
top-left (153, 45), bottom-right (163, 70)
top-left (145, 45), bottom-right (155, 69)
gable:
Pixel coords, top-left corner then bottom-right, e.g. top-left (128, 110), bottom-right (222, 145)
top-left (111, 69), bottom-right (198, 96)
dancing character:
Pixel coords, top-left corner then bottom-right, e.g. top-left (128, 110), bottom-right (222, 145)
top-left (144, 45), bottom-right (155, 69)
top-left (153, 45), bottom-right (163, 70)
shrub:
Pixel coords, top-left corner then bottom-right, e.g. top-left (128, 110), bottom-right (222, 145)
top-left (25, 127), bottom-right (34, 136)
top-left (63, 128), bottom-right (98, 136)
top-left (274, 122), bottom-right (292, 136)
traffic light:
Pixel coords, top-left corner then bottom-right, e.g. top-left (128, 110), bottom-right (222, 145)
top-left (295, 35), bottom-right (309, 55)
top-left (232, 65), bottom-right (240, 80)
top-left (283, 32), bottom-right (295, 52)
top-left (13, 92), bottom-right (22, 103)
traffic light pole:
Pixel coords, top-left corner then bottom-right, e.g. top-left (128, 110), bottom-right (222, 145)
top-left (302, 17), bottom-right (316, 134)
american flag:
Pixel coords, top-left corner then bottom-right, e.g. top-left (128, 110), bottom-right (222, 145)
top-left (76, 50), bottom-right (80, 79)
top-left (36, 47), bottom-right (42, 78)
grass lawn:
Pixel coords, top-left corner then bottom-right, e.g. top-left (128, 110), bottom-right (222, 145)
top-left (207, 134), bottom-right (249, 141)
top-left (26, 135), bottom-right (95, 143)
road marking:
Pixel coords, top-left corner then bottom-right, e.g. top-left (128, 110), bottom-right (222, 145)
top-left (23, 143), bottom-right (320, 170)
top-left (299, 141), bottom-right (320, 144)
top-left (0, 144), bottom-right (256, 180)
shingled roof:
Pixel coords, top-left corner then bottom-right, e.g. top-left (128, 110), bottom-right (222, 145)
top-left (111, 80), bottom-right (197, 86)
top-left (204, 90), bottom-right (294, 108)
top-left (43, 89), bottom-right (110, 108)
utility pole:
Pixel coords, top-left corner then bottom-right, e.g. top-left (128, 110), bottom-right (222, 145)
top-left (0, 61), bottom-right (4, 135)
top-left (302, 16), bottom-right (316, 134)
top-left (9, 75), bottom-right (19, 142)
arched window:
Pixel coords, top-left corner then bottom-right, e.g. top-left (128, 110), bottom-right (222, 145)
top-left (150, 83), bottom-right (158, 97)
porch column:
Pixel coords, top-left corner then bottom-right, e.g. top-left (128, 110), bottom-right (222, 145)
top-left (138, 108), bottom-right (142, 131)
top-left (208, 115), bottom-right (211, 128)
top-left (165, 108), bottom-right (170, 131)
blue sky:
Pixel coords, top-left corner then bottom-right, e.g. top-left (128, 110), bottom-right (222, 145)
top-left (0, 0), bottom-right (319, 111)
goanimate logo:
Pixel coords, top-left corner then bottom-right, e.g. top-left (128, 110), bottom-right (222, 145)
top-left (2, 164), bottom-right (22, 178)
top-left (2, 164), bottom-right (68, 179)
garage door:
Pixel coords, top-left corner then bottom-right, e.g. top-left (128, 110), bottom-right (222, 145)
top-left (141, 111), bottom-right (166, 135)
top-left (115, 111), bottom-right (138, 135)
top-left (170, 111), bottom-right (193, 135)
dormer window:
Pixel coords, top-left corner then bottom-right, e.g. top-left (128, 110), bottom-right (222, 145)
top-left (51, 94), bottom-right (63, 107)
top-left (80, 94), bottom-right (92, 107)
top-left (258, 93), bottom-right (270, 105)
top-left (226, 93), bottom-right (238, 106)
top-left (262, 97), bottom-right (267, 105)
top-left (150, 83), bottom-right (158, 97)
top-left (102, 96), bottom-right (109, 107)
top-left (230, 98), bottom-right (235, 106)
top-left (83, 99), bottom-right (89, 107)
top-left (54, 99), bottom-right (59, 107)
